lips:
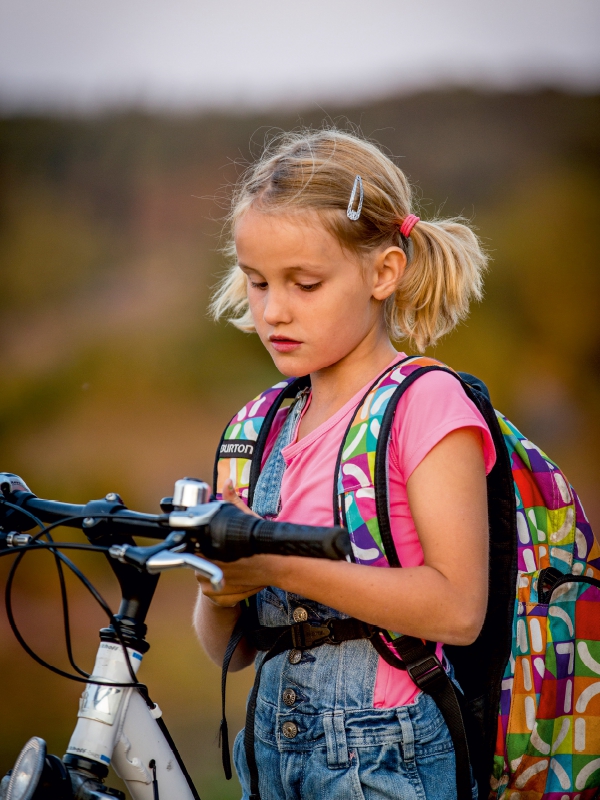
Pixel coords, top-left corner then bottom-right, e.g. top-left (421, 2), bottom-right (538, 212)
top-left (269, 336), bottom-right (302, 353)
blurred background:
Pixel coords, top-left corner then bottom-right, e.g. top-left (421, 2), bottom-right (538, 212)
top-left (1, 1), bottom-right (599, 797)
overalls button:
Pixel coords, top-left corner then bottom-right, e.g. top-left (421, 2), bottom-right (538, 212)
top-left (282, 688), bottom-right (297, 706)
top-left (293, 607), bottom-right (308, 623)
top-left (288, 649), bottom-right (302, 665)
top-left (282, 721), bottom-right (298, 739)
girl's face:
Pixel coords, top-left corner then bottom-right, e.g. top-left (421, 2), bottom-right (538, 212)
top-left (235, 208), bottom-right (400, 377)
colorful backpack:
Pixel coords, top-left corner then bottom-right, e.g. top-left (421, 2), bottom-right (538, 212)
top-left (214, 355), bottom-right (600, 800)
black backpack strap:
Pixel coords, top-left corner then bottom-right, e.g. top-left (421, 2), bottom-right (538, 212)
top-left (332, 359), bottom-right (404, 532)
top-left (219, 614), bottom-right (247, 780)
top-left (219, 596), bottom-right (260, 780)
top-left (450, 372), bottom-right (518, 798)
top-left (243, 633), bottom-right (291, 800)
top-left (212, 375), bottom-right (310, 506)
top-left (247, 377), bottom-right (309, 507)
top-left (393, 636), bottom-right (473, 800)
top-left (364, 364), bottom-right (491, 798)
top-left (248, 616), bottom-right (377, 651)
top-left (365, 363), bottom-right (517, 800)
top-left (374, 363), bottom-right (463, 566)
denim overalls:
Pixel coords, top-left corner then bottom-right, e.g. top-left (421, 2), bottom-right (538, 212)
top-left (233, 393), bottom-right (475, 800)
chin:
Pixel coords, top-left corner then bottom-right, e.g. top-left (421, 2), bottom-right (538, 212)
top-left (269, 350), bottom-right (314, 378)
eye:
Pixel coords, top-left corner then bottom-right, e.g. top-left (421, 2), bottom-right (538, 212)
top-left (298, 282), bottom-right (321, 292)
top-left (249, 280), bottom-right (268, 290)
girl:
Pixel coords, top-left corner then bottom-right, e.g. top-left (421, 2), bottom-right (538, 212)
top-left (194, 129), bottom-right (494, 800)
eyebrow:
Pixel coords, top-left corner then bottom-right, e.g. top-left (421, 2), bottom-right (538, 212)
top-left (238, 263), bottom-right (325, 273)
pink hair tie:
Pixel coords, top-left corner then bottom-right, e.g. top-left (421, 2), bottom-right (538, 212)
top-left (399, 214), bottom-right (420, 238)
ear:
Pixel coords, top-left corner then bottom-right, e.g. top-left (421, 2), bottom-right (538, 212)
top-left (371, 247), bottom-right (407, 301)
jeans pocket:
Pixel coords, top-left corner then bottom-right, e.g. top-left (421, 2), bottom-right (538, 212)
top-left (353, 742), bottom-right (421, 799)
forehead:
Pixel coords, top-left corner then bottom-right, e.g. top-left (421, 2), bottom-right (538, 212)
top-left (235, 208), bottom-right (347, 268)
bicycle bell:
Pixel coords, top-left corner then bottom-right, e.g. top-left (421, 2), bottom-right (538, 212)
top-left (0, 473), bottom-right (31, 497)
top-left (172, 478), bottom-right (210, 509)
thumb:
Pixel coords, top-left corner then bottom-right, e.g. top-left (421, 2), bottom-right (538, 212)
top-left (222, 479), bottom-right (259, 517)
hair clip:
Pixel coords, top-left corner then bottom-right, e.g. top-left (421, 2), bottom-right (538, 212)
top-left (346, 175), bottom-right (364, 221)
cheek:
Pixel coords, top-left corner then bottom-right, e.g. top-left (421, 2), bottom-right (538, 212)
top-left (308, 283), bottom-right (373, 333)
top-left (246, 289), bottom-right (267, 327)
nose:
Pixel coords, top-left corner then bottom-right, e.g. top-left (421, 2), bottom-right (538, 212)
top-left (262, 286), bottom-right (292, 326)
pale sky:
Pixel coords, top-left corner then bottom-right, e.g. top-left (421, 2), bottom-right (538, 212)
top-left (1, 0), bottom-right (599, 112)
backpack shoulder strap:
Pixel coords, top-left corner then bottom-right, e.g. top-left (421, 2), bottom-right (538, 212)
top-left (335, 355), bottom-right (485, 800)
top-left (336, 355), bottom-right (458, 566)
top-left (336, 356), bottom-right (519, 797)
top-left (213, 375), bottom-right (310, 507)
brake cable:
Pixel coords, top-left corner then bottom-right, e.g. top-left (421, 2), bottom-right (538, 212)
top-left (6, 546), bottom-right (142, 687)
top-left (1, 502), bottom-right (146, 689)
top-left (3, 501), bottom-right (95, 678)
top-left (1, 500), bottom-right (89, 676)
top-left (52, 531), bottom-right (90, 678)
top-left (0, 542), bottom-right (111, 556)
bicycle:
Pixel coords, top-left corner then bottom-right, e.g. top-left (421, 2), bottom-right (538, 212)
top-left (0, 472), bottom-right (350, 800)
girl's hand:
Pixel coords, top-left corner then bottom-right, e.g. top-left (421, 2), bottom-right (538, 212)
top-left (195, 481), bottom-right (264, 606)
top-left (196, 574), bottom-right (266, 608)
top-left (195, 553), bottom-right (287, 608)
top-left (222, 479), bottom-right (260, 517)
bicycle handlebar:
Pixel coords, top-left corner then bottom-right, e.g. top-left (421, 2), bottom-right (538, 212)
top-left (10, 493), bottom-right (166, 537)
top-left (201, 502), bottom-right (350, 561)
top-left (0, 474), bottom-right (351, 563)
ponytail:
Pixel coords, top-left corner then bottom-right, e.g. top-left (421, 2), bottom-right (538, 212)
top-left (390, 218), bottom-right (487, 352)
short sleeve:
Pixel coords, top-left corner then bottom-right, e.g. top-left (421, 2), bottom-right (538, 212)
top-left (389, 371), bottom-right (496, 482)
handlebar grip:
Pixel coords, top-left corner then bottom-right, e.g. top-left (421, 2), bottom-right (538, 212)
top-left (204, 504), bottom-right (350, 562)
top-left (253, 518), bottom-right (351, 560)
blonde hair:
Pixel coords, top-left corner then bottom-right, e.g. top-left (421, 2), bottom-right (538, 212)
top-left (210, 129), bottom-right (487, 352)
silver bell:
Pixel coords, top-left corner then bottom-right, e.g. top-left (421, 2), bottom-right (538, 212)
top-left (172, 478), bottom-right (210, 509)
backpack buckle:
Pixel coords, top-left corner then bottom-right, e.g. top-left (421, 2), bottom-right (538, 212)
top-left (405, 654), bottom-right (447, 694)
top-left (290, 622), bottom-right (331, 649)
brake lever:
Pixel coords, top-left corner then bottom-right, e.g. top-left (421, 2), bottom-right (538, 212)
top-left (166, 501), bottom-right (222, 528)
top-left (145, 550), bottom-right (224, 590)
top-left (108, 531), bottom-right (186, 569)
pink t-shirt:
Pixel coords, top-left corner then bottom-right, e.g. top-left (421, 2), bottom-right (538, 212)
top-left (262, 353), bottom-right (496, 707)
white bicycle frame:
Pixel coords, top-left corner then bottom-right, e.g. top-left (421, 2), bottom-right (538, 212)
top-left (66, 638), bottom-right (196, 799)
top-left (65, 543), bottom-right (225, 800)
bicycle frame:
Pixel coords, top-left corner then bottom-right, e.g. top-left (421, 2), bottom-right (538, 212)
top-left (68, 641), bottom-right (197, 799)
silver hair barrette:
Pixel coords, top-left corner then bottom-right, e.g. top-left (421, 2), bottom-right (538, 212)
top-left (346, 175), bottom-right (364, 221)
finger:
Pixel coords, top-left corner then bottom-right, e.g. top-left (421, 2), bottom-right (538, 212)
top-left (203, 594), bottom-right (240, 608)
top-left (201, 582), bottom-right (265, 598)
top-left (202, 587), bottom-right (266, 607)
top-left (195, 571), bottom-right (265, 595)
top-left (222, 480), bottom-right (260, 517)
top-left (195, 568), bottom-right (257, 589)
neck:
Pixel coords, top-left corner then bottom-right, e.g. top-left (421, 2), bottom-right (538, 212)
top-left (299, 324), bottom-right (398, 439)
